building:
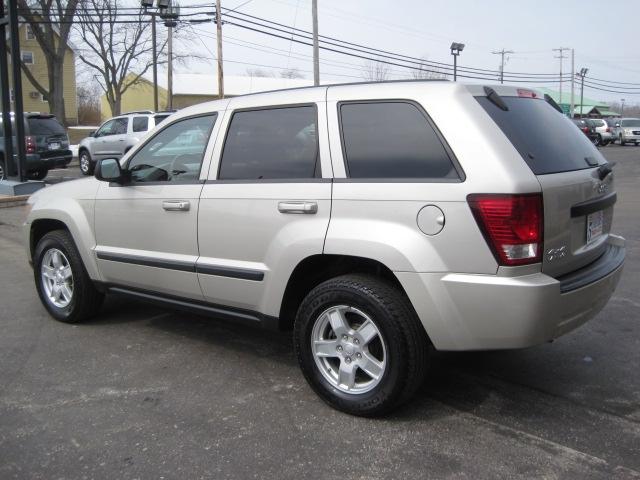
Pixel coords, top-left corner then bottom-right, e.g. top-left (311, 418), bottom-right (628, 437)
top-left (7, 24), bottom-right (78, 124)
top-left (100, 73), bottom-right (311, 120)
top-left (536, 87), bottom-right (619, 118)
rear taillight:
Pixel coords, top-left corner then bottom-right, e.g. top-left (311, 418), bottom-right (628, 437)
top-left (606, 127), bottom-right (610, 132)
top-left (468, 194), bottom-right (543, 266)
top-left (582, 127), bottom-right (589, 133)
top-left (25, 135), bottom-right (36, 153)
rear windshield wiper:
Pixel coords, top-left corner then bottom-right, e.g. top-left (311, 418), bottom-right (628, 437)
top-left (544, 94), bottom-right (563, 114)
top-left (483, 86), bottom-right (509, 111)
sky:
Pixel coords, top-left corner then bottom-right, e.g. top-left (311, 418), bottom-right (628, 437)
top-left (172, 0), bottom-right (640, 104)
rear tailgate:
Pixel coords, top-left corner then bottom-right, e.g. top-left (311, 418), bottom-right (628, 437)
top-left (26, 115), bottom-right (70, 156)
top-left (475, 89), bottom-right (614, 277)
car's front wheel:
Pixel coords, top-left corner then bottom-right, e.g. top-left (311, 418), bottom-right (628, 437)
top-left (79, 150), bottom-right (93, 175)
top-left (620, 135), bottom-right (626, 146)
top-left (33, 230), bottom-right (104, 323)
top-left (294, 274), bottom-right (429, 416)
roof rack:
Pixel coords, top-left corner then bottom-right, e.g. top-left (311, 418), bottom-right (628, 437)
top-left (121, 110), bottom-right (154, 115)
top-left (154, 110), bottom-right (178, 114)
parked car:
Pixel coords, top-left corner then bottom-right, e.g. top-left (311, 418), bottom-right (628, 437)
top-left (78, 110), bottom-right (174, 175)
top-left (572, 118), bottom-right (599, 144)
top-left (0, 112), bottom-right (71, 181)
top-left (590, 118), bottom-right (616, 146)
top-left (613, 118), bottom-right (640, 146)
top-left (24, 82), bottom-right (625, 416)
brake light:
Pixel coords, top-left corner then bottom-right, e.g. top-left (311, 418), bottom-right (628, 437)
top-left (606, 127), bottom-right (610, 132)
top-left (468, 193), bottom-right (543, 266)
top-left (582, 127), bottom-right (589, 133)
top-left (25, 135), bottom-right (36, 154)
top-left (517, 89), bottom-right (538, 99)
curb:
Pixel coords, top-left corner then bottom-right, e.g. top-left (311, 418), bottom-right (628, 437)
top-left (0, 195), bottom-right (29, 208)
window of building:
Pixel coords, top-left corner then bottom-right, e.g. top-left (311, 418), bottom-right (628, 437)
top-left (339, 101), bottom-right (458, 180)
top-left (21, 51), bottom-right (34, 65)
top-left (218, 105), bottom-right (319, 180)
top-left (25, 25), bottom-right (35, 40)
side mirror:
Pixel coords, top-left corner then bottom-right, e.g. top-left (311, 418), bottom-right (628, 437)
top-left (95, 158), bottom-right (127, 183)
top-left (615, 123), bottom-right (620, 128)
top-left (89, 130), bottom-right (96, 137)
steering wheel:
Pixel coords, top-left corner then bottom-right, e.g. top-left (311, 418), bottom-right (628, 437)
top-left (170, 154), bottom-right (193, 178)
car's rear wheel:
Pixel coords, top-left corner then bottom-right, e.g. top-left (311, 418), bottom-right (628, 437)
top-left (79, 150), bottom-right (93, 175)
top-left (294, 274), bottom-right (429, 416)
top-left (27, 168), bottom-right (48, 181)
top-left (595, 134), bottom-right (602, 146)
top-left (33, 230), bottom-right (104, 323)
top-left (0, 157), bottom-right (5, 180)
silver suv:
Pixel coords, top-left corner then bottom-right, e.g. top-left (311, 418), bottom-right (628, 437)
top-left (614, 118), bottom-right (640, 146)
top-left (24, 82), bottom-right (625, 416)
top-left (78, 110), bottom-right (173, 175)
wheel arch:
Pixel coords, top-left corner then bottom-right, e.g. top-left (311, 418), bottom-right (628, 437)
top-left (277, 254), bottom-right (409, 331)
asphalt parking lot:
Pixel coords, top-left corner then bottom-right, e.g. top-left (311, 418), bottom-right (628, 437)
top-left (0, 145), bottom-right (639, 479)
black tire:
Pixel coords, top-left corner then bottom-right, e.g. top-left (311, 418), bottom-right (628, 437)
top-left (27, 168), bottom-right (48, 181)
top-left (620, 136), bottom-right (626, 146)
top-left (594, 134), bottom-right (602, 146)
top-left (294, 274), bottom-right (429, 416)
top-left (0, 156), bottom-right (5, 181)
top-left (79, 150), bottom-right (93, 176)
top-left (33, 229), bottom-right (104, 323)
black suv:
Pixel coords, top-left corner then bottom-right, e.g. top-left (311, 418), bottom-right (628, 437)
top-left (0, 113), bottom-right (72, 180)
top-left (571, 118), bottom-right (599, 145)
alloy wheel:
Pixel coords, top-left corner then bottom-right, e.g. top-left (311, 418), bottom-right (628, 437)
top-left (40, 248), bottom-right (74, 308)
top-left (311, 305), bottom-right (387, 394)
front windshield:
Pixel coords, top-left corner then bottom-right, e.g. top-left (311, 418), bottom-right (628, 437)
top-left (622, 119), bottom-right (640, 127)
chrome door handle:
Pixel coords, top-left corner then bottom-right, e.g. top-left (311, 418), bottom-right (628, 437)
top-left (278, 201), bottom-right (318, 214)
top-left (162, 200), bottom-right (190, 211)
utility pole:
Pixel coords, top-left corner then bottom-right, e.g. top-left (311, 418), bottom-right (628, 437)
top-left (8, 0), bottom-right (25, 182)
top-left (552, 47), bottom-right (569, 107)
top-left (167, 25), bottom-right (173, 109)
top-left (578, 68), bottom-right (588, 118)
top-left (216, 0), bottom-right (224, 98)
top-left (312, 0), bottom-right (319, 86)
top-left (621, 99), bottom-right (625, 116)
top-left (570, 49), bottom-right (575, 118)
top-left (151, 15), bottom-right (158, 111)
top-left (491, 48), bottom-right (513, 84)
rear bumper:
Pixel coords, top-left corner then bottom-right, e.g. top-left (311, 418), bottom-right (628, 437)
top-left (396, 235), bottom-right (625, 351)
top-left (24, 152), bottom-right (72, 170)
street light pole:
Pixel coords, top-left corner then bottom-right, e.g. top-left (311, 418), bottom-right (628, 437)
top-left (151, 16), bottom-right (158, 111)
top-left (621, 99), bottom-right (625, 116)
top-left (450, 42), bottom-right (464, 82)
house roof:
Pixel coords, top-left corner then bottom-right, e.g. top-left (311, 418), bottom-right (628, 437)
top-left (141, 73), bottom-right (311, 96)
top-left (536, 87), bottom-right (608, 108)
top-left (597, 109), bottom-right (620, 117)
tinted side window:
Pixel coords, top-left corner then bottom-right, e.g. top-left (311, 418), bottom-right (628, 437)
top-left (219, 106), bottom-right (318, 180)
top-left (339, 102), bottom-right (458, 179)
top-left (114, 118), bottom-right (128, 134)
top-left (133, 116), bottom-right (149, 132)
top-left (127, 114), bottom-right (217, 183)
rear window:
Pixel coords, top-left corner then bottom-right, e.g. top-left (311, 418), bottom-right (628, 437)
top-left (591, 119), bottom-right (605, 127)
top-left (476, 96), bottom-right (606, 175)
top-left (27, 116), bottom-right (66, 135)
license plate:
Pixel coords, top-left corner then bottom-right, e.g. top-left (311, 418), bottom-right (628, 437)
top-left (48, 142), bottom-right (60, 150)
top-left (586, 210), bottom-right (604, 243)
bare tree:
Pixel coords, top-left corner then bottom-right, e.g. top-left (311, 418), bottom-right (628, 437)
top-left (16, 0), bottom-right (79, 124)
top-left (77, 83), bottom-right (101, 125)
top-left (362, 61), bottom-right (390, 82)
top-left (280, 68), bottom-right (305, 79)
top-left (411, 56), bottom-right (449, 80)
top-left (246, 68), bottom-right (274, 78)
top-left (75, 0), bottom-right (168, 117)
